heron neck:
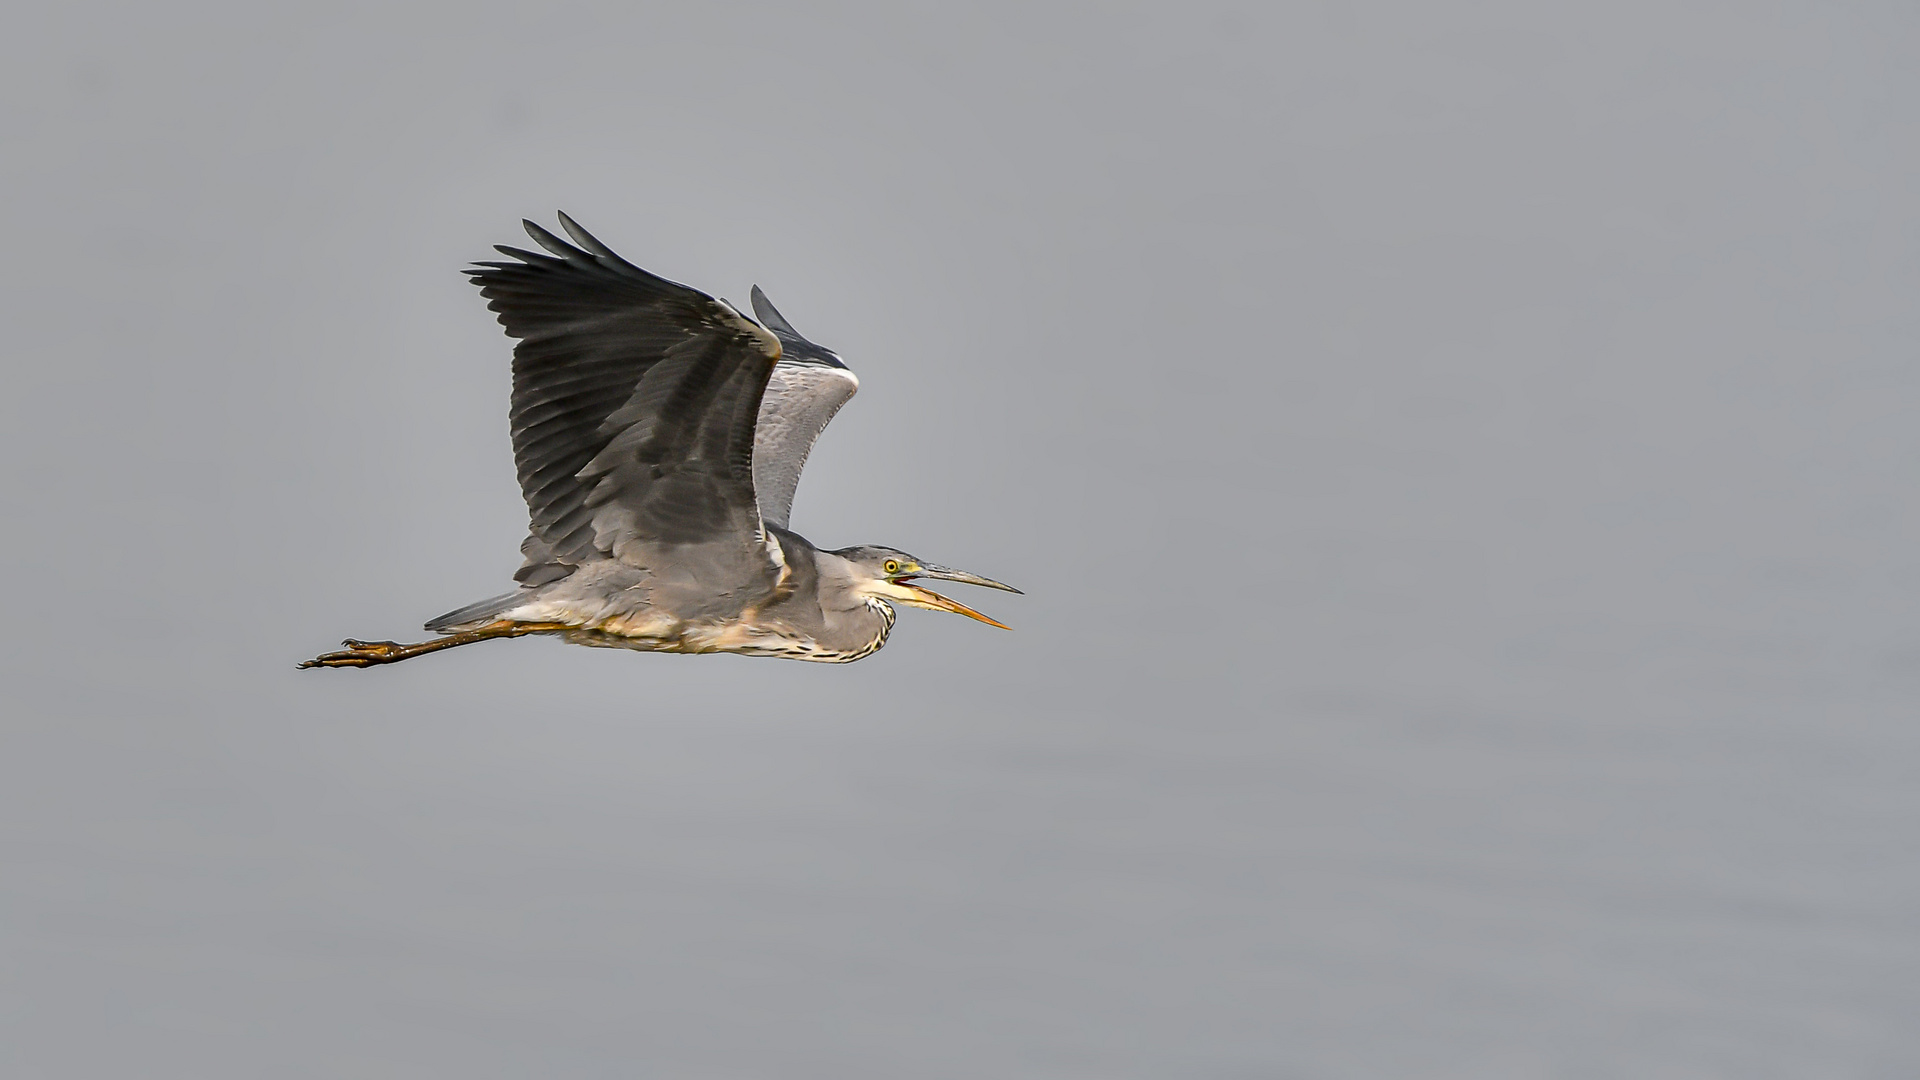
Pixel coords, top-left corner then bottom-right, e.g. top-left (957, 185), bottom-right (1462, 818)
top-left (810, 549), bottom-right (897, 657)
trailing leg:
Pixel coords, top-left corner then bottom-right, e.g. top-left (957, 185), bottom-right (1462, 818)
top-left (298, 620), bottom-right (569, 669)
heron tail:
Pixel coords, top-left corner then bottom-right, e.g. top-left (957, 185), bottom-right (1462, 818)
top-left (423, 591), bottom-right (527, 634)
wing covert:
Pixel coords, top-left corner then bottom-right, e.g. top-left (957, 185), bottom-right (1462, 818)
top-left (748, 285), bottom-right (859, 530)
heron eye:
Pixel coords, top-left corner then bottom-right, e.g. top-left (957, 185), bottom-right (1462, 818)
top-left (883, 560), bottom-right (900, 575)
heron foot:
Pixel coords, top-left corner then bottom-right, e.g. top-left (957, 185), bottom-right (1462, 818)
top-left (299, 639), bottom-right (414, 668)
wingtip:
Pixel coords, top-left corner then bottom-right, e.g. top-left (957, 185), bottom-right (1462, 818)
top-left (520, 219), bottom-right (574, 259)
top-left (492, 243), bottom-right (561, 266)
top-left (749, 285), bottom-right (799, 337)
top-left (555, 211), bottom-right (624, 263)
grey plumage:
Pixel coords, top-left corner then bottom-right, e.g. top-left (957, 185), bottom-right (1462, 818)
top-left (303, 213), bottom-right (1018, 670)
top-left (747, 285), bottom-right (859, 531)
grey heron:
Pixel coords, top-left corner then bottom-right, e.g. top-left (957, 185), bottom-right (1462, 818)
top-left (301, 214), bottom-right (1019, 669)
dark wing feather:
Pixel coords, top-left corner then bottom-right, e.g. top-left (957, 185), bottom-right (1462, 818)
top-left (748, 286), bottom-right (859, 530)
top-left (466, 214), bottom-right (783, 579)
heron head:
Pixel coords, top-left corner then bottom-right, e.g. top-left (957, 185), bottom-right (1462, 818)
top-left (833, 546), bottom-right (1022, 629)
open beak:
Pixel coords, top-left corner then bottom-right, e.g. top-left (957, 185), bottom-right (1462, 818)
top-left (891, 563), bottom-right (1022, 630)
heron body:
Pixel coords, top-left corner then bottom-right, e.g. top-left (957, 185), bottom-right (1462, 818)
top-left (302, 214), bottom-right (1017, 669)
top-left (450, 531), bottom-right (903, 663)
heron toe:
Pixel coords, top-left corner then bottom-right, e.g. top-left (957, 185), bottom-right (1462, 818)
top-left (300, 641), bottom-right (402, 667)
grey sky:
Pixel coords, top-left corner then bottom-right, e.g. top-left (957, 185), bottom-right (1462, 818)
top-left (4, 3), bottom-right (1918, 1077)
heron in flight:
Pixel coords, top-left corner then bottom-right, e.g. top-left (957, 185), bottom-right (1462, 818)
top-left (301, 214), bottom-right (1018, 669)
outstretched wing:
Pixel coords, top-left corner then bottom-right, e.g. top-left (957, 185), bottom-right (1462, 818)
top-left (467, 214), bottom-right (784, 585)
top-left (748, 286), bottom-right (859, 530)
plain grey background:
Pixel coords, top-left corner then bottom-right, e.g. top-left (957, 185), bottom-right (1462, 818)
top-left (4, 2), bottom-right (1916, 1077)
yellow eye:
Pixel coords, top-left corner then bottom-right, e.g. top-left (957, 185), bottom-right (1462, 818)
top-left (883, 560), bottom-right (901, 575)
